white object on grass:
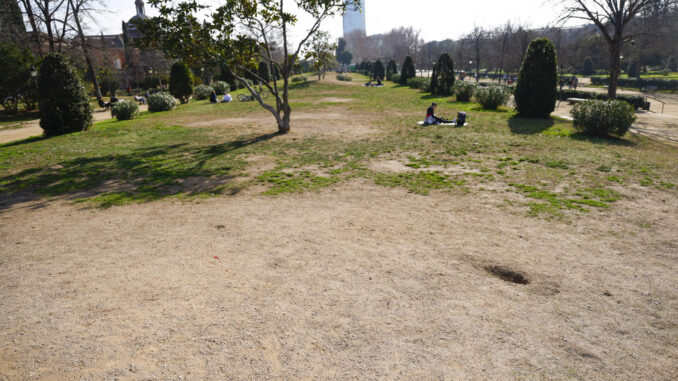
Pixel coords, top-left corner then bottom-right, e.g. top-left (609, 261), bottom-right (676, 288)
top-left (417, 121), bottom-right (467, 126)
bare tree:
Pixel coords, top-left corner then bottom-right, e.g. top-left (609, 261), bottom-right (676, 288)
top-left (468, 26), bottom-right (487, 83)
top-left (559, 0), bottom-right (676, 98)
top-left (68, 0), bottom-right (103, 100)
top-left (492, 22), bottom-right (513, 83)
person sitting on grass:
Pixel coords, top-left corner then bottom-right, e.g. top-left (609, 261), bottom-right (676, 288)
top-left (221, 93), bottom-right (233, 103)
top-left (209, 90), bottom-right (218, 103)
top-left (424, 102), bottom-right (452, 125)
top-left (134, 93), bottom-right (146, 105)
top-left (376, 77), bottom-right (383, 86)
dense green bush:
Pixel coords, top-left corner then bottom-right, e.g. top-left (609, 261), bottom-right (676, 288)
top-left (454, 81), bottom-right (476, 102)
top-left (37, 53), bottom-right (92, 136)
top-left (515, 38), bottom-right (558, 118)
top-left (627, 60), bottom-right (640, 78)
top-left (193, 84), bottom-right (214, 100)
top-left (386, 59), bottom-right (398, 80)
top-left (407, 77), bottom-right (430, 90)
top-left (291, 76), bottom-right (308, 83)
top-left (667, 57), bottom-right (677, 72)
top-left (0, 42), bottom-right (36, 114)
top-left (147, 93), bottom-right (177, 112)
top-left (474, 85), bottom-right (511, 110)
top-left (372, 60), bottom-right (385, 81)
top-left (169, 62), bottom-right (193, 104)
top-left (111, 100), bottom-right (139, 121)
top-left (571, 100), bottom-right (636, 137)
top-left (400, 56), bottom-right (416, 85)
top-left (390, 74), bottom-right (401, 83)
top-left (258, 61), bottom-right (271, 83)
top-left (590, 76), bottom-right (678, 90)
top-left (336, 74), bottom-right (353, 82)
top-left (429, 53), bottom-right (455, 95)
top-left (213, 81), bottom-right (230, 95)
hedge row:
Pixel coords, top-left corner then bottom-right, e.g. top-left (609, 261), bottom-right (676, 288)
top-left (558, 90), bottom-right (647, 110)
top-left (590, 76), bottom-right (678, 90)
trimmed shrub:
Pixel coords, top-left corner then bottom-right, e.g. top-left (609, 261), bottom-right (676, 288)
top-left (474, 85), bottom-right (511, 109)
top-left (386, 59), bottom-right (398, 80)
top-left (390, 74), bottom-right (401, 83)
top-left (590, 76), bottom-right (678, 90)
top-left (37, 53), bottom-right (92, 136)
top-left (400, 56), bottom-right (416, 85)
top-left (515, 38), bottom-right (558, 118)
top-left (372, 60), bottom-right (385, 81)
top-left (407, 77), bottom-right (430, 90)
top-left (582, 57), bottom-right (594, 76)
top-left (336, 74), bottom-right (352, 82)
top-left (291, 76), bottom-right (307, 83)
top-left (429, 53), bottom-right (455, 95)
top-left (454, 81), bottom-right (476, 102)
top-left (193, 84), bottom-right (214, 100)
top-left (213, 81), bottom-right (230, 95)
top-left (571, 100), bottom-right (636, 137)
top-left (111, 100), bottom-right (139, 121)
top-left (557, 89), bottom-right (645, 110)
top-left (147, 93), bottom-right (177, 112)
top-left (169, 62), bottom-right (193, 104)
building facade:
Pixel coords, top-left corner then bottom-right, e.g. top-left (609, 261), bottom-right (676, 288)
top-left (343, 0), bottom-right (366, 38)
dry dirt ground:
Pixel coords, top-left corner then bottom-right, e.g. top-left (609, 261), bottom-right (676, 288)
top-left (0, 106), bottom-right (147, 145)
top-left (1, 179), bottom-right (677, 380)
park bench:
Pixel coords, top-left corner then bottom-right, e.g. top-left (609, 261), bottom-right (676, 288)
top-left (566, 98), bottom-right (586, 105)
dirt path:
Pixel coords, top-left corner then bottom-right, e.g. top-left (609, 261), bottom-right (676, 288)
top-left (1, 182), bottom-right (676, 379)
top-left (0, 106), bottom-right (148, 145)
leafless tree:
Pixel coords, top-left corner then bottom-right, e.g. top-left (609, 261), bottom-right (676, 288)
top-left (559, 0), bottom-right (676, 98)
top-left (467, 26), bottom-right (487, 82)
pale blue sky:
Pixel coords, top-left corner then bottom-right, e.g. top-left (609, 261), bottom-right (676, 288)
top-left (96, 0), bottom-right (579, 41)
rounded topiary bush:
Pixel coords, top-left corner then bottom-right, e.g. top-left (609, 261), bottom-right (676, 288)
top-left (454, 81), bottom-right (476, 102)
top-left (514, 38), bottom-right (558, 118)
top-left (386, 59), bottom-right (398, 80)
top-left (291, 76), bottom-right (307, 83)
top-left (372, 60), bottom-right (385, 80)
top-left (213, 81), bottom-right (230, 95)
top-left (111, 100), bottom-right (139, 121)
top-left (147, 93), bottom-right (177, 112)
top-left (407, 77), bottom-right (430, 90)
top-left (38, 53), bottom-right (92, 136)
top-left (390, 74), bottom-right (401, 83)
top-left (474, 85), bottom-right (511, 110)
top-left (336, 74), bottom-right (353, 82)
top-left (193, 84), bottom-right (214, 100)
top-left (169, 62), bottom-right (193, 104)
top-left (400, 56), bottom-right (416, 85)
top-left (571, 100), bottom-right (636, 137)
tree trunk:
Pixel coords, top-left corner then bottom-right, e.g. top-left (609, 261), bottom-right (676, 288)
top-left (71, 0), bottom-right (102, 100)
top-left (608, 40), bottom-right (622, 99)
top-left (20, 0), bottom-right (43, 56)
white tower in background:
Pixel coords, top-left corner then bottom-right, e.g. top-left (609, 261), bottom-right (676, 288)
top-left (343, 0), bottom-right (366, 37)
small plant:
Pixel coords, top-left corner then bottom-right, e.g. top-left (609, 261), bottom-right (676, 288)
top-left (213, 81), bottom-right (230, 95)
top-left (193, 84), bottom-right (214, 100)
top-left (336, 74), bottom-right (353, 82)
top-left (147, 93), bottom-right (177, 112)
top-left (291, 76), bottom-right (308, 83)
top-left (454, 81), bottom-right (476, 102)
top-left (111, 100), bottom-right (139, 121)
top-left (474, 85), bottom-right (511, 109)
top-left (571, 100), bottom-right (636, 137)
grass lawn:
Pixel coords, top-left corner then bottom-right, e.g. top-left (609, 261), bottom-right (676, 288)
top-left (1, 73), bottom-right (676, 218)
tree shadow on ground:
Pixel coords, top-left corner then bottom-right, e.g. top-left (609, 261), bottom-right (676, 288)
top-left (569, 133), bottom-right (636, 146)
top-left (0, 110), bottom-right (40, 124)
top-left (0, 135), bottom-right (47, 148)
top-left (508, 116), bottom-right (555, 135)
top-left (0, 132), bottom-right (279, 211)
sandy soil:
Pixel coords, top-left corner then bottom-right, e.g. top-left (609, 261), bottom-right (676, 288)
top-left (0, 106), bottom-right (147, 145)
top-left (1, 181), bottom-right (677, 380)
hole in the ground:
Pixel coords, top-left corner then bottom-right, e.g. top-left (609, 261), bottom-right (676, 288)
top-left (485, 266), bottom-right (529, 285)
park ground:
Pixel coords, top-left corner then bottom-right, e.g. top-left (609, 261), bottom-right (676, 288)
top-left (1, 74), bottom-right (677, 379)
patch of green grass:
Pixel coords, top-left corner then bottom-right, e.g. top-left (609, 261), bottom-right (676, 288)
top-left (257, 169), bottom-right (340, 195)
top-left (510, 183), bottom-right (617, 217)
top-left (372, 171), bottom-right (464, 195)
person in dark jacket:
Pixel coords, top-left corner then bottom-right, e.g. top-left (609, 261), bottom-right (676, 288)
top-left (209, 90), bottom-right (218, 103)
top-left (424, 102), bottom-right (452, 125)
